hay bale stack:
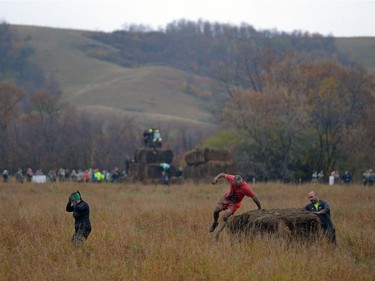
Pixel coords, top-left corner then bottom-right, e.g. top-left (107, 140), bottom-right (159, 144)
top-left (129, 148), bottom-right (177, 183)
top-left (128, 162), bottom-right (146, 180)
top-left (205, 148), bottom-right (232, 162)
top-left (183, 161), bottom-right (236, 179)
top-left (184, 148), bottom-right (208, 165)
top-left (134, 148), bottom-right (173, 164)
top-left (227, 208), bottom-right (321, 240)
top-left (130, 162), bottom-right (176, 180)
top-left (183, 148), bottom-right (236, 180)
top-left (184, 148), bottom-right (232, 165)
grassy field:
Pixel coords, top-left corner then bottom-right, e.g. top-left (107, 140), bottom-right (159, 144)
top-left (1, 180), bottom-right (374, 281)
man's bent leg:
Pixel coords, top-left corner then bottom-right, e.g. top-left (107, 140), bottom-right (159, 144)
top-left (213, 209), bottom-right (233, 241)
top-left (209, 204), bottom-right (223, 232)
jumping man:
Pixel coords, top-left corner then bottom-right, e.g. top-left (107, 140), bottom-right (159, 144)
top-left (210, 173), bottom-right (261, 241)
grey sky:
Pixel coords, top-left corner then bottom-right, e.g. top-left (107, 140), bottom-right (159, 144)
top-left (1, 0), bottom-right (374, 37)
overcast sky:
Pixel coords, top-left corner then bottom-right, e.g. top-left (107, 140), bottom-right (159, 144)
top-left (1, 0), bottom-right (374, 37)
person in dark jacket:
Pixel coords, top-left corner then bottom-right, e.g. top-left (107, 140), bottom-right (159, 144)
top-left (66, 191), bottom-right (91, 245)
top-left (341, 171), bottom-right (352, 185)
top-left (304, 191), bottom-right (336, 243)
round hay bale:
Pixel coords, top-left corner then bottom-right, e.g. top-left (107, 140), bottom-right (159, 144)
top-left (227, 208), bottom-right (321, 240)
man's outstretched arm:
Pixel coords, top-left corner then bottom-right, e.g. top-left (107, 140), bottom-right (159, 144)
top-left (212, 173), bottom-right (226, 184)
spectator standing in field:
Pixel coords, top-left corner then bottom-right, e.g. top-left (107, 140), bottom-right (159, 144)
top-left (311, 171), bottom-right (318, 183)
top-left (70, 169), bottom-right (78, 182)
top-left (16, 168), bottom-right (24, 183)
top-left (318, 170), bottom-right (324, 183)
top-left (209, 173), bottom-right (261, 241)
top-left (362, 169), bottom-right (373, 186)
top-left (304, 191), bottom-right (336, 243)
top-left (47, 169), bottom-right (56, 182)
top-left (160, 162), bottom-right (170, 185)
top-left (2, 168), bottom-right (9, 182)
top-left (124, 156), bottom-right (131, 176)
top-left (83, 170), bottom-right (90, 183)
top-left (58, 168), bottom-right (66, 182)
top-left (66, 191), bottom-right (91, 246)
top-left (111, 167), bottom-right (120, 183)
top-left (26, 168), bottom-right (33, 182)
top-left (341, 171), bottom-right (352, 185)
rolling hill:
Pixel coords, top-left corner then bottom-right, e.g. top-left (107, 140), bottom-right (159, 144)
top-left (14, 25), bottom-right (217, 126)
top-left (12, 25), bottom-right (375, 126)
top-left (335, 37), bottom-right (375, 73)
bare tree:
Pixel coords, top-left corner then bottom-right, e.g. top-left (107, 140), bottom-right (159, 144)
top-left (0, 83), bottom-right (25, 166)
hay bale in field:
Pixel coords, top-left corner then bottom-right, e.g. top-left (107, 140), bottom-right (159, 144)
top-left (183, 161), bottom-right (236, 179)
top-left (146, 163), bottom-right (164, 178)
top-left (129, 163), bottom-right (161, 180)
top-left (205, 148), bottom-right (232, 162)
top-left (227, 208), bottom-right (321, 240)
top-left (184, 148), bottom-right (208, 165)
top-left (129, 162), bottom-right (178, 181)
top-left (128, 162), bottom-right (147, 180)
top-left (183, 148), bottom-right (236, 181)
top-left (134, 148), bottom-right (173, 164)
top-left (184, 148), bottom-right (233, 166)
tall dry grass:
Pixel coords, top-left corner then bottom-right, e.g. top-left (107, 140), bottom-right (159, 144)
top-left (1, 180), bottom-right (374, 281)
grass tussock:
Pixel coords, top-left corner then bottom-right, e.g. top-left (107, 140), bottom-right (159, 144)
top-left (1, 181), bottom-right (374, 281)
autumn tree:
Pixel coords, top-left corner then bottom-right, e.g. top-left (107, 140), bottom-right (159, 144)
top-left (297, 61), bottom-right (375, 175)
top-left (91, 115), bottom-right (137, 169)
top-left (0, 83), bottom-right (25, 167)
top-left (15, 92), bottom-right (68, 170)
top-left (215, 50), bottom-right (374, 181)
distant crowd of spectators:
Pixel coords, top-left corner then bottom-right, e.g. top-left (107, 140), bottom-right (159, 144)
top-left (2, 167), bottom-right (129, 183)
top-left (310, 169), bottom-right (374, 186)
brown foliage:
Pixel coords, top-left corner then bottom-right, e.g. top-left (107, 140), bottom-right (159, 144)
top-left (0, 82), bottom-right (25, 130)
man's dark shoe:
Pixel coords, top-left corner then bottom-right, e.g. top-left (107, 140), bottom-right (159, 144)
top-left (209, 221), bottom-right (219, 232)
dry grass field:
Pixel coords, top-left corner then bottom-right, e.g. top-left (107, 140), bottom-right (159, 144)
top-left (1, 180), bottom-right (374, 281)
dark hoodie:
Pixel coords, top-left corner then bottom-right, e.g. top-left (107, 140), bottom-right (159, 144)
top-left (66, 199), bottom-right (91, 233)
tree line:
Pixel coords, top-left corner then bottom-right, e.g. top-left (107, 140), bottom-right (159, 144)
top-left (0, 82), bottom-right (214, 173)
top-left (86, 19), bottom-right (338, 79)
top-left (210, 49), bottom-right (374, 181)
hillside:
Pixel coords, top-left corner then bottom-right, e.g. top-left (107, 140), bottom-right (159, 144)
top-left (336, 37), bottom-right (375, 73)
top-left (14, 25), bottom-right (217, 125)
top-left (12, 25), bottom-right (375, 127)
